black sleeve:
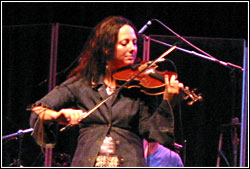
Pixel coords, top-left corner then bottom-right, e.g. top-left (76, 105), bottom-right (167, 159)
top-left (139, 94), bottom-right (176, 151)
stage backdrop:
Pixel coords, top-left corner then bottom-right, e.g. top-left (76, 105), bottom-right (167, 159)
top-left (2, 24), bottom-right (246, 167)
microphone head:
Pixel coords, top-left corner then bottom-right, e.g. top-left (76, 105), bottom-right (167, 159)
top-left (147, 20), bottom-right (152, 25)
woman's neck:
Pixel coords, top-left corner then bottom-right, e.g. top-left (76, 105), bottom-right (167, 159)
top-left (104, 64), bottom-right (116, 89)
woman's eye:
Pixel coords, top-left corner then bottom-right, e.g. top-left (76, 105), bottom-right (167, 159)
top-left (120, 40), bottom-right (128, 46)
top-left (120, 39), bottom-right (137, 46)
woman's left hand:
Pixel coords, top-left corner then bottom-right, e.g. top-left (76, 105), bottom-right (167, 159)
top-left (163, 74), bottom-right (184, 101)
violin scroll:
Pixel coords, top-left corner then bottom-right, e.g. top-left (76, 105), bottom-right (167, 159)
top-left (183, 86), bottom-right (203, 105)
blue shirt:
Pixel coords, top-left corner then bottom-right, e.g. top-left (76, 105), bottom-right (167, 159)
top-left (145, 144), bottom-right (184, 167)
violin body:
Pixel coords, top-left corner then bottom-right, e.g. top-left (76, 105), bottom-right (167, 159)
top-left (113, 62), bottom-right (203, 104)
top-left (114, 64), bottom-right (177, 95)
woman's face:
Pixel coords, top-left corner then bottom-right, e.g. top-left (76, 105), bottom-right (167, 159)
top-left (111, 24), bottom-right (137, 69)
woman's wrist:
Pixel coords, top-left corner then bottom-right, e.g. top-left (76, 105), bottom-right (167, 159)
top-left (34, 107), bottom-right (59, 121)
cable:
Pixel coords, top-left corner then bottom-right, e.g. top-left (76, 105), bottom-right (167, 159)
top-left (150, 18), bottom-right (219, 61)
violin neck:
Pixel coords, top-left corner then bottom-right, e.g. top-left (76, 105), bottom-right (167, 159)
top-left (149, 71), bottom-right (164, 82)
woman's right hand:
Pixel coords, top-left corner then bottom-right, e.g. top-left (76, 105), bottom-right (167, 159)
top-left (31, 106), bottom-right (87, 126)
top-left (57, 108), bottom-right (87, 126)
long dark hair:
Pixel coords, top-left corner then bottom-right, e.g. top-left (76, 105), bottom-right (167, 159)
top-left (68, 16), bottom-right (138, 85)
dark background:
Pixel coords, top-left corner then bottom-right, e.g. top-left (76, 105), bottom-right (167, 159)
top-left (2, 1), bottom-right (248, 167)
top-left (2, 2), bottom-right (248, 40)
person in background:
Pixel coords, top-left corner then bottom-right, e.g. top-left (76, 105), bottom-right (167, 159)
top-left (29, 16), bottom-right (184, 167)
top-left (144, 139), bottom-right (184, 167)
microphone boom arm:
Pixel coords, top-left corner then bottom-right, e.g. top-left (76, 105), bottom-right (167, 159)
top-left (148, 19), bottom-right (244, 71)
top-left (144, 34), bottom-right (244, 71)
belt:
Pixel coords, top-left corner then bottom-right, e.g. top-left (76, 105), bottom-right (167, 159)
top-left (95, 135), bottom-right (120, 167)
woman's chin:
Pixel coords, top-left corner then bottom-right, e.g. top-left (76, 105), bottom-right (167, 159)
top-left (125, 59), bottom-right (135, 65)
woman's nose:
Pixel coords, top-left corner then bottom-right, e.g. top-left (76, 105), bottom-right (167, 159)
top-left (128, 41), bottom-right (137, 52)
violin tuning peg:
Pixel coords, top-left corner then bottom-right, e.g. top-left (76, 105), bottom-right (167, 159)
top-left (191, 88), bottom-right (197, 93)
top-left (198, 94), bottom-right (203, 101)
top-left (184, 86), bottom-right (190, 91)
top-left (187, 100), bottom-right (195, 106)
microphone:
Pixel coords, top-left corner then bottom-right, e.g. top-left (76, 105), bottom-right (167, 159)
top-left (138, 20), bottom-right (152, 34)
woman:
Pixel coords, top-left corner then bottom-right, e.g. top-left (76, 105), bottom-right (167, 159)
top-left (29, 16), bottom-right (183, 167)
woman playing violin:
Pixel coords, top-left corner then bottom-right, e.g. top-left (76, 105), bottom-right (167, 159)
top-left (29, 16), bottom-right (183, 167)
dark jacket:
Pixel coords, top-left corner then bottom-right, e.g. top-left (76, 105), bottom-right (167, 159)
top-left (30, 77), bottom-right (176, 167)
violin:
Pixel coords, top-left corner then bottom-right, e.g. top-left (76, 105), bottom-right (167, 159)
top-left (113, 61), bottom-right (203, 105)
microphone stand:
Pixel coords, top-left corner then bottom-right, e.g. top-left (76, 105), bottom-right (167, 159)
top-left (3, 128), bottom-right (34, 166)
top-left (141, 18), bottom-right (245, 166)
